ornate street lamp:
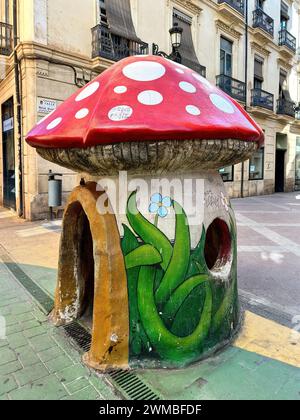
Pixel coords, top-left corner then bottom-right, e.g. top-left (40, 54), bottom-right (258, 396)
top-left (152, 23), bottom-right (183, 63)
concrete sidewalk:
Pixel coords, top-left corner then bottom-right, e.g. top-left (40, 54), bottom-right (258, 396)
top-left (0, 193), bottom-right (299, 400)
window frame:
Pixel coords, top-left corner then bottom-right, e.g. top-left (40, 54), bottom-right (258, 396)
top-left (219, 165), bottom-right (234, 183)
top-left (249, 147), bottom-right (265, 181)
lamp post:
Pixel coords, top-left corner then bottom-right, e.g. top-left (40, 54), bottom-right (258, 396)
top-left (152, 23), bottom-right (183, 63)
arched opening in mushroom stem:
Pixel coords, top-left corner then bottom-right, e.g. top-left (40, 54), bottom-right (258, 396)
top-left (57, 201), bottom-right (95, 330)
top-left (75, 205), bottom-right (95, 330)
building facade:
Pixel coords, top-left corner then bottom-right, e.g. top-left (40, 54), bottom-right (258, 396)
top-left (0, 0), bottom-right (300, 220)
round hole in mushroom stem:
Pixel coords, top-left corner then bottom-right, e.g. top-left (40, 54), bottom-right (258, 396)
top-left (204, 218), bottom-right (232, 271)
top-left (179, 81), bottom-right (197, 94)
top-left (138, 90), bottom-right (163, 106)
top-left (75, 81), bottom-right (100, 102)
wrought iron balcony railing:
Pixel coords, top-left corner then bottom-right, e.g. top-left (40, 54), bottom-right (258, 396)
top-left (251, 88), bottom-right (274, 111)
top-left (279, 29), bottom-right (296, 53)
top-left (277, 98), bottom-right (296, 118)
top-left (216, 74), bottom-right (246, 102)
top-left (91, 25), bottom-right (148, 62)
top-left (218, 0), bottom-right (245, 15)
top-left (0, 22), bottom-right (13, 56)
top-left (253, 9), bottom-right (274, 37)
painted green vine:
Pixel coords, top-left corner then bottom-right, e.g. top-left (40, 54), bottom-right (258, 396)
top-left (121, 192), bottom-right (239, 365)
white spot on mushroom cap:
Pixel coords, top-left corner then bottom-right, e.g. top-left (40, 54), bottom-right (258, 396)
top-left (210, 93), bottom-right (235, 114)
top-left (123, 61), bottom-right (166, 81)
top-left (114, 86), bottom-right (127, 94)
top-left (75, 81), bottom-right (100, 102)
top-left (186, 105), bottom-right (201, 116)
top-left (179, 81), bottom-right (197, 94)
top-left (75, 108), bottom-right (89, 119)
top-left (176, 69), bottom-right (184, 74)
top-left (108, 105), bottom-right (133, 121)
top-left (138, 90), bottom-right (163, 106)
top-left (46, 117), bottom-right (62, 130)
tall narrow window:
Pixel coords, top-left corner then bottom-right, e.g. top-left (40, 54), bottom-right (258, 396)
top-left (220, 37), bottom-right (233, 77)
top-left (249, 148), bottom-right (265, 181)
top-left (280, 2), bottom-right (289, 30)
top-left (5, 0), bottom-right (9, 24)
top-left (254, 56), bottom-right (264, 90)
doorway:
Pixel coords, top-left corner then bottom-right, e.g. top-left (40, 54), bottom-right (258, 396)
top-left (275, 149), bottom-right (286, 193)
top-left (1, 98), bottom-right (16, 210)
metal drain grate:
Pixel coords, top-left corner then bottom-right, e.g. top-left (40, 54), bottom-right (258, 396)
top-left (109, 370), bottom-right (160, 401)
top-left (63, 321), bottom-right (92, 353)
top-left (0, 251), bottom-right (54, 313)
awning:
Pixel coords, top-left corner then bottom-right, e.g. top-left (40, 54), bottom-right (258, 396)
top-left (254, 56), bottom-right (264, 82)
top-left (173, 10), bottom-right (203, 74)
top-left (105, 0), bottom-right (141, 42)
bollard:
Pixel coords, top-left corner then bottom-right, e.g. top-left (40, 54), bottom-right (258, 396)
top-left (48, 170), bottom-right (62, 220)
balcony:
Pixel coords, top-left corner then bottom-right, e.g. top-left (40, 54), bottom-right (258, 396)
top-left (217, 0), bottom-right (245, 23)
top-left (277, 98), bottom-right (295, 118)
top-left (216, 74), bottom-right (246, 103)
top-left (278, 29), bottom-right (296, 54)
top-left (251, 88), bottom-right (274, 111)
top-left (0, 22), bottom-right (13, 56)
top-left (91, 25), bottom-right (148, 62)
top-left (253, 9), bottom-right (274, 39)
top-left (218, 0), bottom-right (244, 15)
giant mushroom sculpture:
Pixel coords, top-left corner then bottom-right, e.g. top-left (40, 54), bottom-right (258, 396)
top-left (26, 56), bottom-right (264, 371)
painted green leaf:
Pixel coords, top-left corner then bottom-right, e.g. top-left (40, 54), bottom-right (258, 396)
top-left (126, 192), bottom-right (173, 271)
top-left (138, 266), bottom-right (212, 364)
top-left (162, 274), bottom-right (209, 324)
top-left (125, 245), bottom-right (162, 269)
top-left (155, 201), bottom-right (191, 307)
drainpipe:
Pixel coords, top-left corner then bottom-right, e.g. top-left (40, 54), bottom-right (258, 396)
top-left (241, 0), bottom-right (249, 199)
top-left (13, 0), bottom-right (24, 217)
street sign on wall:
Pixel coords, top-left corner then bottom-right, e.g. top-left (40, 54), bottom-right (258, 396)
top-left (37, 98), bottom-right (57, 114)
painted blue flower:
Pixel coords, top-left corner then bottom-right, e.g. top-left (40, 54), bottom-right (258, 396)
top-left (149, 193), bottom-right (172, 218)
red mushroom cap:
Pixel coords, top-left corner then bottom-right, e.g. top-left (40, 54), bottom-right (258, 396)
top-left (26, 56), bottom-right (264, 149)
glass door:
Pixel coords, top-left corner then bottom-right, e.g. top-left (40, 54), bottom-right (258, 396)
top-left (2, 98), bottom-right (16, 210)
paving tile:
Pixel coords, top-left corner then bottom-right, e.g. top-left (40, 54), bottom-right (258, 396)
top-left (9, 375), bottom-right (68, 400)
top-left (9, 303), bottom-right (33, 316)
top-left (45, 355), bottom-right (74, 374)
top-left (56, 364), bottom-right (90, 384)
top-left (0, 360), bottom-right (23, 376)
top-left (0, 339), bottom-right (8, 348)
top-left (23, 326), bottom-right (47, 339)
top-left (61, 386), bottom-right (100, 400)
top-left (14, 363), bottom-right (49, 387)
top-left (0, 376), bottom-right (18, 396)
top-left (66, 377), bottom-right (91, 394)
top-left (7, 332), bottom-right (28, 349)
top-left (17, 345), bottom-right (40, 367)
top-left (38, 346), bottom-right (64, 363)
top-left (29, 334), bottom-right (56, 352)
top-left (0, 348), bottom-right (17, 366)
